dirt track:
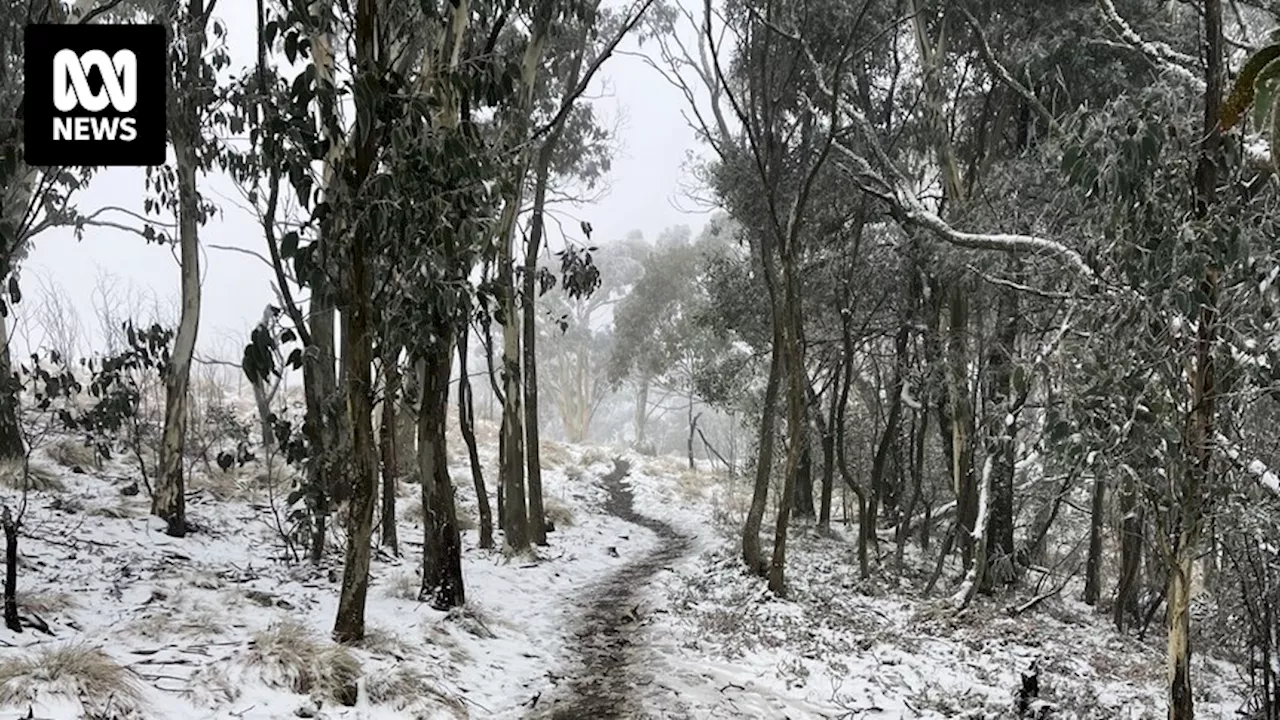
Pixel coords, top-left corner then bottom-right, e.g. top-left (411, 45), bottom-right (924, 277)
top-left (530, 457), bottom-right (692, 719)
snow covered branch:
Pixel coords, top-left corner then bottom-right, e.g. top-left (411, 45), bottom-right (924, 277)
top-left (1096, 0), bottom-right (1200, 85)
top-left (1216, 433), bottom-right (1280, 497)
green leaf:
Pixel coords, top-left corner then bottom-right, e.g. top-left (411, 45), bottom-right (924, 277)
top-left (281, 231), bottom-right (299, 259)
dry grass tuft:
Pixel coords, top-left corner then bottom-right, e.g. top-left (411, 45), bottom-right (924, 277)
top-left (44, 439), bottom-right (99, 470)
top-left (674, 469), bottom-right (711, 502)
top-left (0, 644), bottom-right (143, 713)
top-left (455, 505), bottom-right (477, 531)
top-left (357, 626), bottom-right (413, 659)
top-left (126, 603), bottom-right (223, 640)
top-left (0, 459), bottom-right (64, 492)
top-left (401, 499), bottom-right (424, 525)
top-left (244, 620), bottom-right (362, 704)
top-left (580, 447), bottom-right (610, 466)
top-left (366, 665), bottom-right (467, 718)
top-left (544, 497), bottom-right (575, 528)
top-left (540, 442), bottom-right (573, 470)
top-left (382, 571), bottom-right (421, 601)
top-left (17, 590), bottom-right (77, 615)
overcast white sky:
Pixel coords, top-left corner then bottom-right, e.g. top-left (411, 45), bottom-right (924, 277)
top-left (16, 0), bottom-right (711, 361)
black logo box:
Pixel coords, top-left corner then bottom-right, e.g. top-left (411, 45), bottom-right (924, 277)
top-left (24, 24), bottom-right (167, 167)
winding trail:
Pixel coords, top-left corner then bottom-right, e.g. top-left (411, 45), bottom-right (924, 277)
top-left (532, 457), bottom-right (693, 719)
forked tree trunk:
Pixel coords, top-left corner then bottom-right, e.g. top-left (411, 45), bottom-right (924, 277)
top-left (522, 139), bottom-right (557, 547)
top-left (458, 322), bottom-right (494, 549)
top-left (767, 240), bottom-right (807, 596)
top-left (417, 346), bottom-right (465, 609)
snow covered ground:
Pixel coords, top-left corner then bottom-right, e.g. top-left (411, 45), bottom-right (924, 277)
top-left (622, 455), bottom-right (1248, 720)
top-left (0, 407), bottom-right (654, 719)
top-left (0, 404), bottom-right (1252, 719)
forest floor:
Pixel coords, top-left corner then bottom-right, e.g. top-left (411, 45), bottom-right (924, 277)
top-left (0, 401), bottom-right (1255, 719)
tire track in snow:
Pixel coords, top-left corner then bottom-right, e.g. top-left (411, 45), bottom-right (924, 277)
top-left (530, 457), bottom-right (693, 719)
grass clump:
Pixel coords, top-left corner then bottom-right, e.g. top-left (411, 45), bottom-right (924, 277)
top-left (245, 620), bottom-right (362, 705)
top-left (0, 644), bottom-right (143, 713)
top-left (366, 665), bottom-right (466, 718)
top-left (0, 459), bottom-right (64, 492)
top-left (545, 497), bottom-right (575, 528)
top-left (44, 439), bottom-right (98, 470)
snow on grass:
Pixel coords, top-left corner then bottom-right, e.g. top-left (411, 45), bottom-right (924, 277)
top-left (623, 452), bottom-right (1247, 719)
top-left (0, 406), bottom-right (652, 719)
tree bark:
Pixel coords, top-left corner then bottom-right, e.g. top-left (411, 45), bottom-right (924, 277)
top-left (521, 141), bottom-right (555, 547)
top-left (154, 0), bottom-right (208, 538)
top-left (742, 324), bottom-right (781, 577)
top-left (1115, 471), bottom-right (1143, 631)
top-left (458, 321), bottom-right (494, 549)
top-left (332, 0), bottom-right (379, 644)
top-left (818, 367), bottom-right (839, 530)
top-left (379, 341), bottom-right (400, 556)
top-left (946, 285), bottom-right (977, 570)
top-left (417, 346), bottom-right (465, 609)
top-left (1166, 0), bottom-right (1222, 714)
top-left (1084, 475), bottom-right (1106, 605)
top-left (984, 278), bottom-right (1018, 587)
top-left (0, 316), bottom-right (22, 460)
top-left (2, 507), bottom-right (18, 632)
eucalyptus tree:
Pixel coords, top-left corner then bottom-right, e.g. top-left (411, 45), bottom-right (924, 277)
top-left (520, 3), bottom-right (621, 544)
top-left (493, 0), bottom-right (653, 552)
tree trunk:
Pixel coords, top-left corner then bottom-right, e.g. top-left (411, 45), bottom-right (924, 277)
top-left (984, 279), bottom-right (1018, 587)
top-left (521, 154), bottom-right (551, 548)
top-left (417, 346), bottom-right (465, 609)
top-left (792, 441), bottom-right (814, 518)
top-left (2, 507), bottom-right (18, 632)
top-left (946, 285), bottom-right (977, 570)
top-left (836, 284), bottom-right (867, 578)
top-left (497, 197), bottom-right (529, 551)
top-left (635, 376), bottom-right (649, 446)
top-left (742, 327), bottom-right (781, 577)
top-left (379, 342), bottom-right (400, 556)
top-left (154, 1), bottom-right (207, 537)
top-left (1115, 471), bottom-right (1143, 631)
top-left (1084, 475), bottom-right (1106, 605)
top-left (818, 367), bottom-right (838, 530)
top-left (458, 321), bottom-right (494, 549)
top-left (767, 231), bottom-right (807, 597)
top-left (332, 0), bottom-right (379, 644)
top-left (1168, 550), bottom-right (1195, 719)
top-left (0, 316), bottom-right (23, 460)
top-left (1166, 0), bottom-right (1222, 713)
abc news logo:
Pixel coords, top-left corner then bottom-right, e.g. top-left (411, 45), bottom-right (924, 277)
top-left (24, 24), bottom-right (166, 167)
